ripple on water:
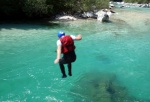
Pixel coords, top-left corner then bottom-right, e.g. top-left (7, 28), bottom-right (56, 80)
top-left (0, 8), bottom-right (150, 101)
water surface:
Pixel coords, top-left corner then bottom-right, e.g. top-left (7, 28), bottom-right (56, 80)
top-left (0, 8), bottom-right (150, 102)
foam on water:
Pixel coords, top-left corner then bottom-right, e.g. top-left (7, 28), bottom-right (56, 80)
top-left (0, 8), bottom-right (150, 101)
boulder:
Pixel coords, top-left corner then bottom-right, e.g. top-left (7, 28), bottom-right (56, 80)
top-left (96, 9), bottom-right (112, 22)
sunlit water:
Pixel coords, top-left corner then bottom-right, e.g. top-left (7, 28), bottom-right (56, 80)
top-left (0, 8), bottom-right (150, 102)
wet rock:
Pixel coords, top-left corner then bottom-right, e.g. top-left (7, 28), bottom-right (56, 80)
top-left (81, 11), bottom-right (97, 18)
top-left (95, 9), bottom-right (113, 22)
top-left (55, 15), bottom-right (77, 21)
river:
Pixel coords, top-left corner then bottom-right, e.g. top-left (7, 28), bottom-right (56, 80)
top-left (0, 7), bottom-right (150, 102)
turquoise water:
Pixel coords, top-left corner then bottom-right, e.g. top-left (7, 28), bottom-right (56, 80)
top-left (0, 8), bottom-right (150, 102)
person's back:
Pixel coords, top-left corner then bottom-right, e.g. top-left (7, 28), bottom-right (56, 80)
top-left (60, 35), bottom-right (75, 54)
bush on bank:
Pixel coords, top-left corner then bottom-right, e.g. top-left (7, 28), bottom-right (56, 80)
top-left (0, 0), bottom-right (109, 20)
top-left (1, 0), bottom-right (149, 20)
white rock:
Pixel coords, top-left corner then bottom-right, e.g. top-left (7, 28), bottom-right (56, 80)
top-left (56, 16), bottom-right (77, 20)
top-left (96, 10), bottom-right (111, 22)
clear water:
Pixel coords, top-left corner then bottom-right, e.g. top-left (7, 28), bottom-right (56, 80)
top-left (0, 8), bottom-right (150, 102)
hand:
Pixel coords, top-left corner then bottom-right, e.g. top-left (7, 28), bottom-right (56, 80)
top-left (54, 58), bottom-right (60, 64)
top-left (75, 34), bottom-right (82, 40)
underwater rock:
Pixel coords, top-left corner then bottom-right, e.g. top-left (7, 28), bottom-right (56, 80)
top-left (96, 54), bottom-right (111, 64)
top-left (69, 71), bottom-right (149, 102)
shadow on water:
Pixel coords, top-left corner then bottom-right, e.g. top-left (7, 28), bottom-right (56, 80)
top-left (0, 20), bottom-right (63, 30)
top-left (69, 71), bottom-right (150, 102)
top-left (95, 54), bottom-right (111, 64)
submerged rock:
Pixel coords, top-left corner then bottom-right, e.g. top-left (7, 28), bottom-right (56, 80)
top-left (69, 71), bottom-right (148, 102)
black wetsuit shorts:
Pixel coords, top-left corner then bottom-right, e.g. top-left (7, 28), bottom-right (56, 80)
top-left (59, 51), bottom-right (76, 64)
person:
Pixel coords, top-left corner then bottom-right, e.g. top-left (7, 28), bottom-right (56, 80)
top-left (54, 31), bottom-right (82, 78)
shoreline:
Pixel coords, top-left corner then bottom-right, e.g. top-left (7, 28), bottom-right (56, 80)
top-left (0, 6), bottom-right (150, 27)
top-left (0, 1), bottom-right (149, 24)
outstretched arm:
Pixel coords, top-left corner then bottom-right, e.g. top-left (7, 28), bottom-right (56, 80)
top-left (75, 34), bottom-right (82, 40)
top-left (54, 45), bottom-right (61, 64)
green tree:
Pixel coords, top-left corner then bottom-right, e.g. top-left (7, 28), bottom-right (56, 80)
top-left (0, 0), bottom-right (23, 19)
top-left (0, 0), bottom-right (109, 20)
top-left (73, 0), bottom-right (109, 12)
top-left (22, 0), bottom-right (52, 18)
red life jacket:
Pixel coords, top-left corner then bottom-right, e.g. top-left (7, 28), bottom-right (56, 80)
top-left (60, 35), bottom-right (75, 54)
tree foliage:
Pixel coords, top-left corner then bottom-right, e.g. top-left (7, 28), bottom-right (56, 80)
top-left (0, 0), bottom-right (149, 20)
top-left (0, 0), bottom-right (109, 20)
top-left (22, 0), bottom-right (52, 18)
top-left (0, 0), bottom-right (23, 19)
top-left (75, 0), bottom-right (109, 12)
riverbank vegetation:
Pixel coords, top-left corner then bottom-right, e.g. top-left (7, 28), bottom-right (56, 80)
top-left (0, 0), bottom-right (109, 20)
top-left (1, 0), bottom-right (149, 21)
